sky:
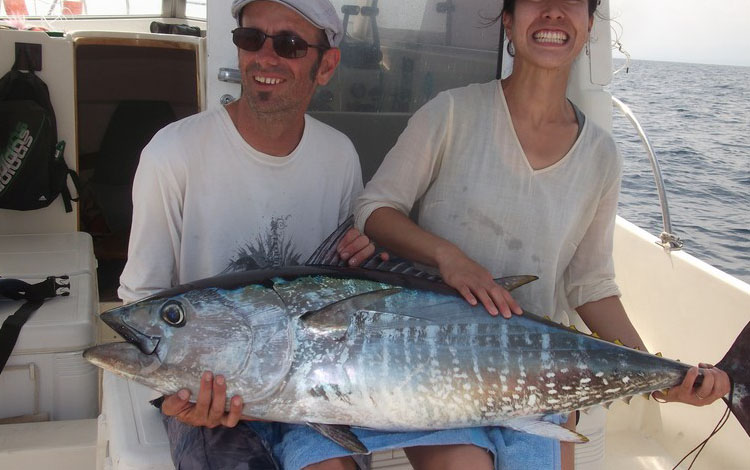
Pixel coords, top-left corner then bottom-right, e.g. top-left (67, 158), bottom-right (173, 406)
top-left (609, 0), bottom-right (750, 67)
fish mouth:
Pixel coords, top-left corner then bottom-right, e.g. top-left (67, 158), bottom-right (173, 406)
top-left (100, 310), bottom-right (161, 355)
top-left (83, 342), bottom-right (163, 378)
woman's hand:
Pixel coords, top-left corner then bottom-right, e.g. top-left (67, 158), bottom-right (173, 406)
top-left (652, 364), bottom-right (731, 406)
top-left (436, 245), bottom-right (522, 318)
top-left (161, 371), bottom-right (244, 428)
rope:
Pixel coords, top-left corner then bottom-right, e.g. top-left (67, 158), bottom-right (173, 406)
top-left (671, 381), bottom-right (735, 469)
top-left (671, 406), bottom-right (731, 469)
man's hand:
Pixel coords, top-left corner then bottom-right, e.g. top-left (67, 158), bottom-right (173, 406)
top-left (161, 371), bottom-right (244, 428)
top-left (435, 245), bottom-right (522, 318)
top-left (337, 228), bottom-right (389, 267)
top-left (652, 363), bottom-right (731, 406)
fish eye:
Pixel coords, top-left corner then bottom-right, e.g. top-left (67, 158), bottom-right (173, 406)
top-left (160, 301), bottom-right (186, 327)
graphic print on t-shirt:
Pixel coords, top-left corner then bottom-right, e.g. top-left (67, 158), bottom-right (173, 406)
top-left (224, 215), bottom-right (302, 272)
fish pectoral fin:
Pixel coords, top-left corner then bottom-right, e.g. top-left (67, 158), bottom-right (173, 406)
top-left (300, 288), bottom-right (402, 339)
top-left (306, 422), bottom-right (369, 454)
top-left (501, 416), bottom-right (589, 443)
top-left (493, 275), bottom-right (539, 292)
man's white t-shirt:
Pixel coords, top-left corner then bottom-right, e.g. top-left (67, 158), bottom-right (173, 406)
top-left (119, 106), bottom-right (362, 303)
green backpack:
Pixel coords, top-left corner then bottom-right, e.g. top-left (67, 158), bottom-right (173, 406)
top-left (0, 68), bottom-right (79, 212)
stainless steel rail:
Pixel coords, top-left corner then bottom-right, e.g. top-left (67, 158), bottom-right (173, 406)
top-left (612, 96), bottom-right (684, 251)
top-left (218, 67), bottom-right (241, 84)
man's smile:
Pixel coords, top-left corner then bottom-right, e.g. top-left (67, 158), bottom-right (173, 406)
top-left (254, 75), bottom-right (285, 85)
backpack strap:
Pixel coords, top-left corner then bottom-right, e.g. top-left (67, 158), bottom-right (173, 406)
top-left (52, 141), bottom-right (81, 213)
top-left (0, 276), bottom-right (70, 374)
top-left (61, 167), bottom-right (82, 213)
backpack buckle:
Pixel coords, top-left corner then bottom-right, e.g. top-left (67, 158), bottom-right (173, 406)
top-left (53, 276), bottom-right (71, 297)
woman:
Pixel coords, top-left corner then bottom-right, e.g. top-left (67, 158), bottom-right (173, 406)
top-left (340, 0), bottom-right (731, 468)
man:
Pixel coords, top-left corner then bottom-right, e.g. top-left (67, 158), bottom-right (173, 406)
top-left (119, 1), bottom-right (373, 468)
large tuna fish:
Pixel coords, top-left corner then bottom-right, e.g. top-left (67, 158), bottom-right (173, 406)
top-left (84, 222), bottom-right (750, 452)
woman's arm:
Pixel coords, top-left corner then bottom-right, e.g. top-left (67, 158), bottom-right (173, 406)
top-left (364, 207), bottom-right (521, 317)
top-left (576, 296), bottom-right (730, 406)
top-left (576, 296), bottom-right (646, 350)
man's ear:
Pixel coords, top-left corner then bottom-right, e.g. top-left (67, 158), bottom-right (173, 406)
top-left (315, 47), bottom-right (341, 86)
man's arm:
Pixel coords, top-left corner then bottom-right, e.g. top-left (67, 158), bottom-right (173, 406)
top-left (118, 140), bottom-right (182, 302)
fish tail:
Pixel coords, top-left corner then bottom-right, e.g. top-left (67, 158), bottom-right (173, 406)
top-left (716, 321), bottom-right (750, 438)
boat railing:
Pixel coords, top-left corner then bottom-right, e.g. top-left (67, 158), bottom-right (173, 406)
top-left (611, 96), bottom-right (684, 251)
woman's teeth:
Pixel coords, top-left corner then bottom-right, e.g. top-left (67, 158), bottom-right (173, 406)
top-left (533, 31), bottom-right (569, 44)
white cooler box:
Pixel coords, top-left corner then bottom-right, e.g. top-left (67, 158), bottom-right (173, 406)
top-left (0, 232), bottom-right (99, 422)
top-left (98, 372), bottom-right (174, 470)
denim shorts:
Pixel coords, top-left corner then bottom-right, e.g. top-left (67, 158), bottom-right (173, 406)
top-left (162, 415), bottom-right (371, 470)
top-left (163, 413), bottom-right (561, 470)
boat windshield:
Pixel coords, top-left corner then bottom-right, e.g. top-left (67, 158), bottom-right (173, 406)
top-left (312, 0), bottom-right (504, 115)
top-left (305, 1), bottom-right (503, 183)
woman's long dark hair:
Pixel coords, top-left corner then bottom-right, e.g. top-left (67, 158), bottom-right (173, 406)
top-left (502, 0), bottom-right (599, 17)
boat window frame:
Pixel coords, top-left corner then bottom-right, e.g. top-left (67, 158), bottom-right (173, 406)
top-left (0, 0), bottom-right (202, 20)
top-left (162, 0), bottom-right (185, 18)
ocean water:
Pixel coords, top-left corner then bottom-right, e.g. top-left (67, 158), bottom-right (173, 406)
top-left (608, 59), bottom-right (750, 284)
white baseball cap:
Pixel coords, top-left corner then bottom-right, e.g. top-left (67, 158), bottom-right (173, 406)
top-left (231, 0), bottom-right (343, 47)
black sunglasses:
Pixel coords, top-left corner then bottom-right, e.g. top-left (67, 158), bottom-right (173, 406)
top-left (231, 27), bottom-right (329, 59)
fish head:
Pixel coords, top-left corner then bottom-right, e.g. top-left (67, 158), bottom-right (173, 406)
top-left (85, 293), bottom-right (244, 393)
top-left (97, 294), bottom-right (225, 360)
top-left (98, 297), bottom-right (180, 355)
top-left (84, 286), bottom-right (292, 398)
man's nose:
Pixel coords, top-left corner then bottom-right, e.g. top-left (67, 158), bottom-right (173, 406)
top-left (254, 36), bottom-right (281, 63)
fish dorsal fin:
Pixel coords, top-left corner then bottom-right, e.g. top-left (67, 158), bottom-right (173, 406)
top-left (300, 288), bottom-right (402, 339)
top-left (307, 218), bottom-right (539, 292)
top-left (307, 423), bottom-right (368, 454)
top-left (500, 416), bottom-right (589, 443)
top-left (305, 217), bottom-right (442, 280)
